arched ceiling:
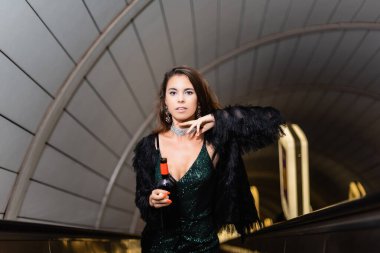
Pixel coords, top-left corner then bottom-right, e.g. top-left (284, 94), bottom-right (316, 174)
top-left (1, 0), bottom-right (380, 234)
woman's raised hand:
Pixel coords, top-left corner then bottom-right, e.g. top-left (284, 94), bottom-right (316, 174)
top-left (179, 114), bottom-right (215, 136)
top-left (149, 189), bottom-right (172, 208)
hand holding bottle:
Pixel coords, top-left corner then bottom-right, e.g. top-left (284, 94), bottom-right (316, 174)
top-left (150, 157), bottom-right (176, 209)
top-left (149, 189), bottom-right (171, 208)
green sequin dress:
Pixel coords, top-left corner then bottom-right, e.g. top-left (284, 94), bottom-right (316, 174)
top-left (148, 142), bottom-right (219, 252)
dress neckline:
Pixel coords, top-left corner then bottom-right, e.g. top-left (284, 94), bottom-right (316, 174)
top-left (157, 134), bottom-right (205, 182)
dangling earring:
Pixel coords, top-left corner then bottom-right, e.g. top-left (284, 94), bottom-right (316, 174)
top-left (165, 105), bottom-right (172, 124)
top-left (196, 104), bottom-right (201, 119)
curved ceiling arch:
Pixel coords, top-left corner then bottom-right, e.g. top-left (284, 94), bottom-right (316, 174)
top-left (4, 0), bottom-right (153, 220)
top-left (237, 84), bottom-right (380, 103)
top-left (199, 22), bottom-right (380, 75)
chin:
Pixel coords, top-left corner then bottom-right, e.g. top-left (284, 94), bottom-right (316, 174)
top-left (173, 114), bottom-right (195, 122)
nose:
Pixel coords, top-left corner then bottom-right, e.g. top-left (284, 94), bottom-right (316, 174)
top-left (177, 94), bottom-right (184, 103)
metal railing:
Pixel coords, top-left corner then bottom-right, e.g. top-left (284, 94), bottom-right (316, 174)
top-left (222, 192), bottom-right (380, 253)
top-left (0, 220), bottom-right (141, 253)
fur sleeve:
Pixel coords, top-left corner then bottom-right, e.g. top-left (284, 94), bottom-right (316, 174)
top-left (133, 135), bottom-right (159, 223)
top-left (213, 140), bottom-right (261, 241)
top-left (212, 105), bottom-right (286, 153)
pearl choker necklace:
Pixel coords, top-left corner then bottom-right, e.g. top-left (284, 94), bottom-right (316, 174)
top-left (170, 124), bottom-right (195, 136)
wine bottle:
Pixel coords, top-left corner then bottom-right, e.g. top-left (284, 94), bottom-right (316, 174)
top-left (157, 158), bottom-right (176, 229)
top-left (157, 158), bottom-right (176, 192)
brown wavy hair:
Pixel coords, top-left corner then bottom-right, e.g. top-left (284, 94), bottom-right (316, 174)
top-left (154, 66), bottom-right (221, 133)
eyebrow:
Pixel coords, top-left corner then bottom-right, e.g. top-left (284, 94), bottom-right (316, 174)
top-left (168, 88), bottom-right (194, 91)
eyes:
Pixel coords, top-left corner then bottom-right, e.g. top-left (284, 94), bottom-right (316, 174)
top-left (168, 90), bottom-right (194, 96)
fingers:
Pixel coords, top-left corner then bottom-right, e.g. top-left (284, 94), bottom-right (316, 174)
top-left (152, 199), bottom-right (172, 208)
top-left (184, 119), bottom-right (202, 135)
top-left (178, 115), bottom-right (215, 136)
top-left (177, 120), bottom-right (196, 135)
top-left (192, 120), bottom-right (204, 136)
top-left (189, 124), bottom-right (197, 135)
top-left (151, 189), bottom-right (170, 200)
top-left (149, 189), bottom-right (172, 208)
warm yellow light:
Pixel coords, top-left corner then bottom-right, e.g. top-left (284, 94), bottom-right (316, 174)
top-left (349, 181), bottom-right (366, 200)
top-left (250, 186), bottom-right (259, 217)
top-left (220, 244), bottom-right (259, 253)
top-left (263, 218), bottom-right (273, 227)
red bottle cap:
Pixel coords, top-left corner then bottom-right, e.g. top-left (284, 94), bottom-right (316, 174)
top-left (160, 158), bottom-right (169, 175)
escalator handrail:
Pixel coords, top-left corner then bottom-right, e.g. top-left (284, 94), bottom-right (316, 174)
top-left (250, 192), bottom-right (380, 237)
top-left (0, 219), bottom-right (139, 239)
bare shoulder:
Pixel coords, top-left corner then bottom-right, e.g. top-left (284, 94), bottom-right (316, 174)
top-left (157, 131), bottom-right (171, 143)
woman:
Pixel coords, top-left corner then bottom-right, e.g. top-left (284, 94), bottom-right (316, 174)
top-left (133, 66), bottom-right (285, 252)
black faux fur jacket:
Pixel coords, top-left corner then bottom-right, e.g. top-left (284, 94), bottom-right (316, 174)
top-left (133, 105), bottom-right (285, 238)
